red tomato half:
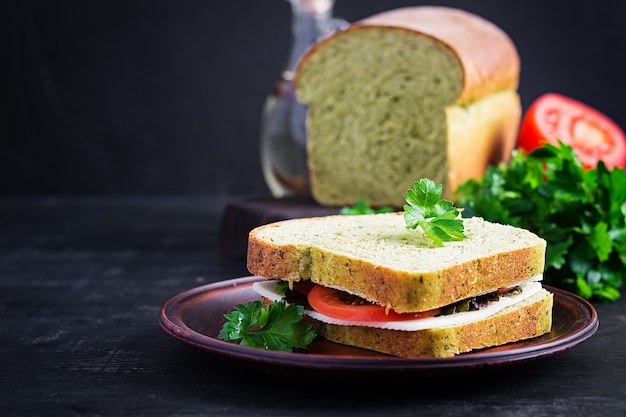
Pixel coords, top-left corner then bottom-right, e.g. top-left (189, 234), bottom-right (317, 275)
top-left (517, 93), bottom-right (626, 169)
top-left (307, 284), bottom-right (440, 322)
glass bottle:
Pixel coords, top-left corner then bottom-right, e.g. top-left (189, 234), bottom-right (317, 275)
top-left (260, 0), bottom-right (346, 198)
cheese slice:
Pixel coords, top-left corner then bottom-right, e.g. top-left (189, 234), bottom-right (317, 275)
top-left (252, 276), bottom-right (544, 331)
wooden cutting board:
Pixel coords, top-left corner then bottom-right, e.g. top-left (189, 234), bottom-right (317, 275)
top-left (218, 196), bottom-right (340, 259)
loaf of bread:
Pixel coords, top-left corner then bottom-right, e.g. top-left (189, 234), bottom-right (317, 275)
top-left (293, 6), bottom-right (521, 206)
top-left (247, 212), bottom-right (546, 313)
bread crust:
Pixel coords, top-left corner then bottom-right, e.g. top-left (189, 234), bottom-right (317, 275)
top-left (247, 213), bottom-right (547, 313)
top-left (446, 90), bottom-right (521, 194)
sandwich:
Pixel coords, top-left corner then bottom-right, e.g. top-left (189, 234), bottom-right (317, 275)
top-left (244, 184), bottom-right (553, 357)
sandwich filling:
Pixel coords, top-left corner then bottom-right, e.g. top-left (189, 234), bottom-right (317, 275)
top-left (252, 275), bottom-right (545, 331)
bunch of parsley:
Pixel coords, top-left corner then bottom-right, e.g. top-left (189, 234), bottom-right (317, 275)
top-left (455, 142), bottom-right (626, 302)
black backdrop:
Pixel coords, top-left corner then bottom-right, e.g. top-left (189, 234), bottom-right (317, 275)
top-left (3, 0), bottom-right (625, 196)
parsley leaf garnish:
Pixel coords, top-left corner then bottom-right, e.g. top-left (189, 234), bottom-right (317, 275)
top-left (340, 199), bottom-right (395, 215)
top-left (218, 300), bottom-right (316, 352)
top-left (403, 178), bottom-right (466, 246)
top-left (455, 141), bottom-right (626, 302)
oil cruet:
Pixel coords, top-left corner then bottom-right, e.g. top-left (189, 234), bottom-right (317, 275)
top-left (260, 0), bottom-right (347, 198)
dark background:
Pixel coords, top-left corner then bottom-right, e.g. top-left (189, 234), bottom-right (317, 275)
top-left (3, 0), bottom-right (625, 197)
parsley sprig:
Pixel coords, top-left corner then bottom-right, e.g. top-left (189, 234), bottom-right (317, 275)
top-left (455, 141), bottom-right (626, 302)
top-left (340, 199), bottom-right (395, 215)
top-left (218, 300), bottom-right (316, 351)
top-left (403, 178), bottom-right (467, 246)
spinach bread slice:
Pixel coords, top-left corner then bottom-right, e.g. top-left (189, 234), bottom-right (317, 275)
top-left (247, 212), bottom-right (547, 313)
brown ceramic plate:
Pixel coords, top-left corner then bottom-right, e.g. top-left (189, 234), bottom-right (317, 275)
top-left (159, 276), bottom-right (598, 378)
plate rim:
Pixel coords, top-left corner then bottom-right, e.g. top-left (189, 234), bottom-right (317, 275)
top-left (159, 276), bottom-right (599, 372)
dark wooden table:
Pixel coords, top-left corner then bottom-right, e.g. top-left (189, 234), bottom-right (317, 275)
top-left (2, 196), bottom-right (625, 417)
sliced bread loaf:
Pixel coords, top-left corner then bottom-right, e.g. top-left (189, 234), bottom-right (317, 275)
top-left (247, 212), bottom-right (547, 313)
top-left (293, 6), bottom-right (521, 206)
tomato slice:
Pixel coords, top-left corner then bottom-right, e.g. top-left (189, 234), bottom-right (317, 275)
top-left (307, 284), bottom-right (440, 322)
top-left (517, 93), bottom-right (626, 169)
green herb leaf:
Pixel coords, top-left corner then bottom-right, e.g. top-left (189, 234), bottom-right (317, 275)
top-left (340, 199), bottom-right (395, 215)
top-left (218, 300), bottom-right (316, 352)
top-left (455, 141), bottom-right (626, 302)
top-left (274, 281), bottom-right (289, 296)
top-left (403, 178), bottom-right (466, 246)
